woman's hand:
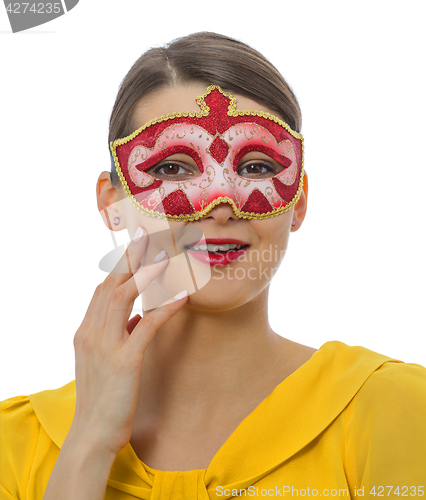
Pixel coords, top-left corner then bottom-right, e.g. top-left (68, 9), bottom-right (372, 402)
top-left (69, 227), bottom-right (187, 457)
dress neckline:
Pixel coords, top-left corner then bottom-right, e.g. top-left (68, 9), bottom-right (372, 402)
top-left (129, 341), bottom-right (326, 474)
top-left (27, 340), bottom-right (401, 496)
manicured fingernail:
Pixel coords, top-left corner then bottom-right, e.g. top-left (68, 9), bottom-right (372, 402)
top-left (152, 249), bottom-right (167, 263)
top-left (133, 227), bottom-right (145, 242)
top-left (173, 290), bottom-right (188, 300)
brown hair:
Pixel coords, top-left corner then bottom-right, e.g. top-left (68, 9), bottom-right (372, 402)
top-left (108, 31), bottom-right (302, 186)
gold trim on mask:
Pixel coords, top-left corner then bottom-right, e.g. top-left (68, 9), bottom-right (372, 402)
top-left (110, 85), bottom-right (304, 221)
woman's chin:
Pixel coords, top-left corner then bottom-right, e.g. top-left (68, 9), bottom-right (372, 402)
top-left (141, 257), bottom-right (269, 311)
top-left (183, 278), bottom-right (258, 312)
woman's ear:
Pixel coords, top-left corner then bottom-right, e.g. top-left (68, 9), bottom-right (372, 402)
top-left (291, 171), bottom-right (308, 232)
top-left (96, 171), bottom-right (126, 231)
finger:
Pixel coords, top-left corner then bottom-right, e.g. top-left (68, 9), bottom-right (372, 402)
top-left (126, 290), bottom-right (188, 352)
top-left (94, 227), bottom-right (148, 327)
top-left (103, 253), bottom-right (170, 339)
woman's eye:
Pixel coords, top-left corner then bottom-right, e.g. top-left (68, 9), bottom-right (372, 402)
top-left (238, 161), bottom-right (275, 177)
top-left (146, 162), bottom-right (194, 179)
top-left (158, 163), bottom-right (185, 176)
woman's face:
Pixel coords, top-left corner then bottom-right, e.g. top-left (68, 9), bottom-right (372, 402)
top-left (100, 84), bottom-right (307, 312)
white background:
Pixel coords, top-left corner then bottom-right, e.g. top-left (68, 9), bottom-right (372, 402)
top-left (1, 1), bottom-right (425, 400)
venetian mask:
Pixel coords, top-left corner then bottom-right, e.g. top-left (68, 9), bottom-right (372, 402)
top-left (110, 85), bottom-right (304, 222)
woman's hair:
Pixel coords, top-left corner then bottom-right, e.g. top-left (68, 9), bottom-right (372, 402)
top-left (108, 31), bottom-right (302, 187)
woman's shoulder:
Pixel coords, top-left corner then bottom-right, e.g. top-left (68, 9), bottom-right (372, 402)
top-left (0, 393), bottom-right (41, 497)
top-left (0, 392), bottom-right (39, 438)
top-left (354, 357), bottom-right (426, 406)
top-left (372, 356), bottom-right (426, 380)
top-left (0, 382), bottom-right (76, 497)
top-left (318, 340), bottom-right (426, 393)
top-left (313, 341), bottom-right (426, 434)
top-left (343, 355), bottom-right (426, 483)
top-left (327, 339), bottom-right (426, 414)
top-left (344, 352), bottom-right (426, 437)
top-left (1, 381), bottom-right (76, 445)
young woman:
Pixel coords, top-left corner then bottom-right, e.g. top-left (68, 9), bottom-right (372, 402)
top-left (1, 32), bottom-right (425, 500)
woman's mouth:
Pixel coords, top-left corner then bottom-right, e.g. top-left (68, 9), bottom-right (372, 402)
top-left (184, 239), bottom-right (250, 267)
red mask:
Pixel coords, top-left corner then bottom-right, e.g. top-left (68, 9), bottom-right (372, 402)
top-left (110, 86), bottom-right (304, 222)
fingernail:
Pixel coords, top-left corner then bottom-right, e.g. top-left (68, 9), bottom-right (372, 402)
top-left (152, 249), bottom-right (167, 263)
top-left (133, 227), bottom-right (145, 242)
top-left (173, 290), bottom-right (188, 300)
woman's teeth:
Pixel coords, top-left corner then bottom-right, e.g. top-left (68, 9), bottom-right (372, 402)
top-left (189, 243), bottom-right (245, 253)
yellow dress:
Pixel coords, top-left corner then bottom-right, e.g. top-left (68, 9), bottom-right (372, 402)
top-left (1, 341), bottom-right (426, 499)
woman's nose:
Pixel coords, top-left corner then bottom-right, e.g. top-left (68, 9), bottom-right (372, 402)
top-left (202, 201), bottom-right (239, 224)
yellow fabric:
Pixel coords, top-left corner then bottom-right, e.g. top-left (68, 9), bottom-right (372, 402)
top-left (1, 341), bottom-right (426, 499)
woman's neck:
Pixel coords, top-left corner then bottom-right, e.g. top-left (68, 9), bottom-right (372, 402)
top-left (134, 286), bottom-right (294, 426)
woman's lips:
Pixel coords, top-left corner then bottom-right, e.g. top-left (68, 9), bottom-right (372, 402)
top-left (185, 239), bottom-right (250, 267)
top-left (185, 247), bottom-right (249, 267)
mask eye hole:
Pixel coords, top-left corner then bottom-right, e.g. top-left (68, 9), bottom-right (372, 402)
top-left (145, 154), bottom-right (202, 181)
top-left (237, 152), bottom-right (286, 179)
top-left (238, 160), bottom-right (275, 177)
